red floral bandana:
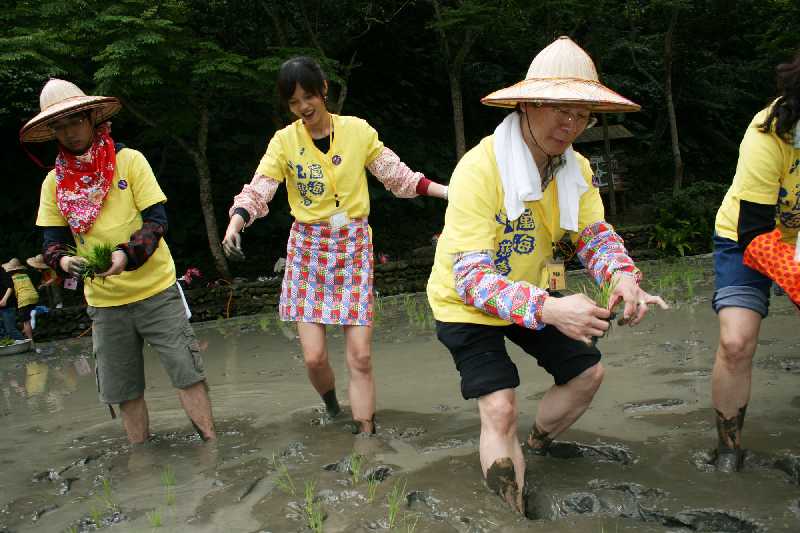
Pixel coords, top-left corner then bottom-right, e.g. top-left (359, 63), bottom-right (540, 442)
top-left (55, 125), bottom-right (116, 235)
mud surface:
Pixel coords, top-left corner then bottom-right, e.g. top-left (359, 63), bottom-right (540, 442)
top-left (1, 259), bottom-right (800, 532)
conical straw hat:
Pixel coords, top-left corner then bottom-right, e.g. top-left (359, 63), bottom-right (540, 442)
top-left (19, 79), bottom-right (121, 143)
top-left (2, 257), bottom-right (26, 272)
top-left (481, 36), bottom-right (640, 113)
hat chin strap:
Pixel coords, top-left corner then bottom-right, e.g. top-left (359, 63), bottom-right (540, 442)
top-left (521, 107), bottom-right (559, 172)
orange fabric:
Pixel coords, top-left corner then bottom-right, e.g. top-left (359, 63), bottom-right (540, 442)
top-left (743, 228), bottom-right (800, 304)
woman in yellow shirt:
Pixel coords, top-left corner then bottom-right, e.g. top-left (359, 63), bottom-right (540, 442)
top-left (223, 57), bottom-right (447, 434)
top-left (710, 50), bottom-right (800, 472)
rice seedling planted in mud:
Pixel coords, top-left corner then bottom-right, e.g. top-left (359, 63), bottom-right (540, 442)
top-left (386, 478), bottom-right (407, 529)
top-left (304, 480), bottom-right (324, 532)
top-left (349, 452), bottom-right (364, 485)
top-left (367, 476), bottom-right (379, 503)
top-left (271, 453), bottom-right (296, 495)
top-left (146, 508), bottom-right (163, 527)
top-left (89, 506), bottom-right (103, 527)
top-left (404, 512), bottom-right (421, 533)
top-left (97, 477), bottom-right (117, 511)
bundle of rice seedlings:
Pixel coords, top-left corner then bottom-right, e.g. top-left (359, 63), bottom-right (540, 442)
top-left (68, 243), bottom-right (116, 281)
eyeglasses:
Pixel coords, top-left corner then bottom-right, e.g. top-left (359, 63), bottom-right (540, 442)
top-left (551, 107), bottom-right (597, 130)
top-left (48, 115), bottom-right (88, 135)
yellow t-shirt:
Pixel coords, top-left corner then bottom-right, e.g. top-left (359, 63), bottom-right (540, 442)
top-left (255, 114), bottom-right (384, 223)
top-left (11, 273), bottom-right (38, 307)
top-left (427, 135), bottom-right (604, 326)
top-left (715, 106), bottom-right (800, 244)
top-left (36, 148), bottom-right (176, 307)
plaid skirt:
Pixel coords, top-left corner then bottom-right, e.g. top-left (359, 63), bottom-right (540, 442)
top-left (279, 217), bottom-right (374, 326)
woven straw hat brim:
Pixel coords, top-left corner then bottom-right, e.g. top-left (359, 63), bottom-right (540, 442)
top-left (481, 78), bottom-right (640, 113)
top-left (2, 258), bottom-right (26, 272)
top-left (19, 96), bottom-right (122, 143)
top-left (26, 255), bottom-right (49, 270)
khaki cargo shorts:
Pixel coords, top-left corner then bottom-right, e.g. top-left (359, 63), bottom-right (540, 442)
top-left (87, 284), bottom-right (205, 404)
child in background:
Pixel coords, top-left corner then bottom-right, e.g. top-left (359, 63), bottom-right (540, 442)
top-left (2, 258), bottom-right (39, 339)
top-left (0, 260), bottom-right (25, 341)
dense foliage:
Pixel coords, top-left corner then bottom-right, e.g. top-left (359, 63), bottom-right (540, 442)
top-left (1, 0), bottom-right (797, 279)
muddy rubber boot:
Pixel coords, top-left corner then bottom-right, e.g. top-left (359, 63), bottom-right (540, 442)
top-left (523, 422), bottom-right (554, 456)
top-left (486, 457), bottom-right (523, 514)
top-left (322, 389), bottom-right (341, 418)
top-left (713, 405), bottom-right (747, 472)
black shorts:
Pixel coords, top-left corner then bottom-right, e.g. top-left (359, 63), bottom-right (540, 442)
top-left (436, 321), bottom-right (602, 399)
top-left (18, 305), bottom-right (35, 322)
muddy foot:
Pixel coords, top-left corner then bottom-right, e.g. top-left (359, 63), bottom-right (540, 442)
top-left (712, 448), bottom-right (745, 473)
top-left (485, 457), bottom-right (523, 513)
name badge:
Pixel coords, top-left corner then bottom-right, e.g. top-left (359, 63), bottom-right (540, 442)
top-left (329, 211), bottom-right (350, 230)
top-left (64, 277), bottom-right (78, 290)
top-left (546, 260), bottom-right (566, 291)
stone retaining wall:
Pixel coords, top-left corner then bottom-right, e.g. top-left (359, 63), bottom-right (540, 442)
top-left (30, 255), bottom-right (437, 341)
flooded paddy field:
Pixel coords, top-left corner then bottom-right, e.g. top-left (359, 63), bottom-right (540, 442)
top-left (2, 257), bottom-right (800, 532)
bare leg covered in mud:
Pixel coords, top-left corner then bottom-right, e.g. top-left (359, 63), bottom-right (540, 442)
top-left (712, 307), bottom-right (760, 471)
top-left (526, 363), bottom-right (605, 451)
top-left (178, 380), bottom-right (216, 441)
top-left (298, 322), bottom-right (341, 417)
top-left (120, 395), bottom-right (150, 444)
top-left (478, 389), bottom-right (525, 513)
top-left (344, 324), bottom-right (375, 434)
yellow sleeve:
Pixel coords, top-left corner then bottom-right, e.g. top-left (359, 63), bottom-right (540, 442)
top-left (361, 119), bottom-right (385, 166)
top-left (439, 146), bottom-right (499, 254)
top-left (255, 134), bottom-right (287, 183)
top-left (734, 124), bottom-right (785, 205)
top-left (35, 172), bottom-right (68, 227)
top-left (576, 156), bottom-right (605, 236)
top-left (126, 149), bottom-right (168, 211)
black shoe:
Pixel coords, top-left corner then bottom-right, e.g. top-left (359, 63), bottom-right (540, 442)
top-left (713, 448), bottom-right (744, 472)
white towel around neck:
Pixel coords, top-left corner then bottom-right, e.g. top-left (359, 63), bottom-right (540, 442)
top-left (494, 112), bottom-right (589, 231)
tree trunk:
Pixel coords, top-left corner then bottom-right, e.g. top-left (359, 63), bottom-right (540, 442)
top-left (601, 115), bottom-right (617, 217)
top-left (664, 8), bottom-right (684, 195)
top-left (448, 68), bottom-right (467, 160)
top-left (118, 97), bottom-right (231, 279)
top-left (192, 104), bottom-right (232, 280)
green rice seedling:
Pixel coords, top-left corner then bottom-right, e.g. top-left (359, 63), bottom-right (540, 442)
top-left (386, 478), bottom-right (407, 529)
top-left (165, 487), bottom-right (176, 507)
top-left (404, 512), bottom-right (421, 533)
top-left (304, 480), bottom-right (323, 533)
top-left (68, 242), bottom-right (115, 281)
top-left (582, 277), bottom-right (618, 309)
top-left (349, 453), bottom-right (364, 485)
top-left (270, 453), bottom-right (296, 495)
top-left (146, 508), bottom-right (162, 527)
top-left (63, 526), bottom-right (79, 533)
top-left (89, 506), bottom-right (103, 527)
top-left (161, 465), bottom-right (176, 488)
top-left (98, 477), bottom-right (117, 511)
top-left (367, 477), bottom-right (379, 503)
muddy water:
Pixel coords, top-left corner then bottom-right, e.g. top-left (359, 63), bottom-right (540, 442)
top-left (2, 260), bottom-right (800, 532)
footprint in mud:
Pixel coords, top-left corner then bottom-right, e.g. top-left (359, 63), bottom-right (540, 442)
top-left (622, 398), bottom-right (687, 414)
top-left (525, 479), bottom-right (761, 532)
top-left (529, 441), bottom-right (636, 466)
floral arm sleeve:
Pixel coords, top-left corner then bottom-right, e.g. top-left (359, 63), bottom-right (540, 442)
top-left (453, 251), bottom-right (549, 330)
top-left (576, 221), bottom-right (642, 285)
top-left (367, 147), bottom-right (425, 198)
top-left (118, 203), bottom-right (168, 271)
top-left (228, 174), bottom-right (281, 227)
top-left (743, 228), bottom-right (800, 304)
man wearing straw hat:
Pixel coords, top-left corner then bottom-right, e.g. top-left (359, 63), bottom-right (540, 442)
top-left (427, 37), bottom-right (667, 513)
top-left (20, 79), bottom-right (216, 443)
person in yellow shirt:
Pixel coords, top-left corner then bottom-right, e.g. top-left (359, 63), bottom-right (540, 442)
top-left (710, 50), bottom-right (800, 472)
top-left (427, 37), bottom-right (667, 513)
top-left (1, 258), bottom-right (38, 339)
top-left (223, 56), bottom-right (448, 434)
top-left (20, 79), bottom-right (216, 444)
